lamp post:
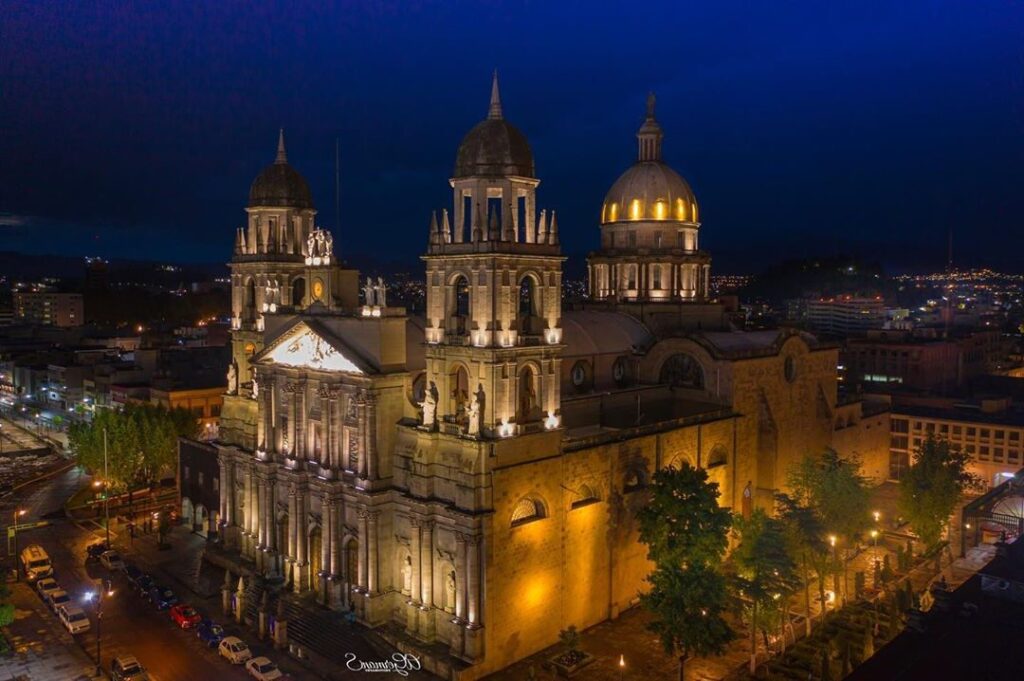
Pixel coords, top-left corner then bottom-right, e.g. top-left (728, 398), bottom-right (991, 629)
top-left (12, 509), bottom-right (26, 580)
top-left (829, 534), bottom-right (840, 606)
top-left (619, 654), bottom-right (625, 681)
top-left (86, 581), bottom-right (114, 677)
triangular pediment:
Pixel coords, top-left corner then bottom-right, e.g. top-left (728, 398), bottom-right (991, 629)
top-left (255, 320), bottom-right (368, 374)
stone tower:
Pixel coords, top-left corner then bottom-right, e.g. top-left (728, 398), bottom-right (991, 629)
top-left (422, 72), bottom-right (564, 438)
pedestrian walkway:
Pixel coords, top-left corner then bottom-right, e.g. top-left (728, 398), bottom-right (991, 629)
top-left (0, 580), bottom-right (101, 681)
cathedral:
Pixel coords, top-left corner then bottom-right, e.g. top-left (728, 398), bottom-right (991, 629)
top-left (205, 75), bottom-right (886, 679)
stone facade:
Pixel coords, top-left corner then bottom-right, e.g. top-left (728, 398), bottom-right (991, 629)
top-left (201, 79), bottom-right (891, 679)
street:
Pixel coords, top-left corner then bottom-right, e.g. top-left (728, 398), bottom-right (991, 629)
top-left (1, 467), bottom-right (268, 681)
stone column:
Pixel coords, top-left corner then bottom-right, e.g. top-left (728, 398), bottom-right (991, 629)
top-left (296, 380), bottom-right (307, 460)
top-left (466, 535), bottom-right (480, 627)
top-left (365, 394), bottom-right (377, 480)
top-left (327, 389), bottom-right (339, 469)
top-left (357, 511), bottom-right (369, 590)
top-left (455, 533), bottom-right (467, 622)
top-left (367, 511), bottom-right (379, 594)
top-left (410, 518), bottom-right (423, 604)
top-left (265, 479), bottom-right (277, 571)
top-left (320, 497), bottom-right (332, 600)
top-left (453, 187), bottom-right (464, 243)
top-left (285, 383), bottom-right (297, 457)
top-left (257, 479), bottom-right (267, 548)
top-left (330, 498), bottom-right (342, 577)
top-left (357, 395), bottom-right (368, 478)
top-left (296, 489), bottom-right (308, 590)
top-left (224, 459), bottom-right (234, 528)
top-left (421, 521), bottom-right (434, 608)
top-left (525, 191), bottom-right (536, 243)
top-left (218, 460), bottom-right (228, 524)
top-left (287, 487), bottom-right (297, 563)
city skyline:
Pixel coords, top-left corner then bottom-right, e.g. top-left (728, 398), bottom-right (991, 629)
top-left (3, 1), bottom-right (1023, 272)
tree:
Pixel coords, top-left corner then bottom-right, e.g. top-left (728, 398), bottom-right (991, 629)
top-left (775, 493), bottom-right (828, 635)
top-left (641, 563), bottom-right (735, 681)
top-left (637, 463), bottom-right (735, 680)
top-left (898, 435), bottom-right (982, 550)
top-left (732, 509), bottom-right (801, 673)
top-left (637, 463), bottom-right (733, 568)
top-left (788, 450), bottom-right (871, 602)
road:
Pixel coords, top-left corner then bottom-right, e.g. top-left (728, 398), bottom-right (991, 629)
top-left (2, 467), bottom-right (263, 681)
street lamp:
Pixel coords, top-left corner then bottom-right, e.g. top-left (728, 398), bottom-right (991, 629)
top-left (85, 581), bottom-right (115, 676)
top-left (619, 654), bottom-right (625, 681)
top-left (873, 510), bottom-right (881, 524)
top-left (12, 509), bottom-right (26, 580)
top-left (828, 534), bottom-right (841, 606)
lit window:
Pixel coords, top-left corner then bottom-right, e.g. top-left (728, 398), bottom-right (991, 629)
top-left (510, 497), bottom-right (545, 527)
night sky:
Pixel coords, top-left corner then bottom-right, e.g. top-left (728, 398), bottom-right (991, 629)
top-left (3, 1), bottom-right (1023, 273)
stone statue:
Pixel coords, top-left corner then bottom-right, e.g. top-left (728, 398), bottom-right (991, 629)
top-left (251, 374), bottom-right (259, 400)
top-left (306, 231), bottom-right (316, 258)
top-left (421, 381), bottom-right (438, 429)
top-left (467, 384), bottom-right (484, 436)
top-left (445, 570), bottom-right (456, 613)
top-left (324, 231), bottom-right (333, 255)
top-left (363, 277), bottom-right (375, 307)
top-left (375, 276), bottom-right (387, 308)
top-left (226, 361), bottom-right (238, 395)
top-left (401, 555), bottom-right (412, 594)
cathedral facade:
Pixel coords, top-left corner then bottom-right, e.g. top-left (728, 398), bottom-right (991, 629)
top-left (202, 76), bottom-right (886, 679)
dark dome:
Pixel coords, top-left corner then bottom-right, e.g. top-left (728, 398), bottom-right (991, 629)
top-left (247, 130), bottom-right (314, 209)
top-left (454, 118), bottom-right (535, 179)
top-left (248, 162), bottom-right (313, 209)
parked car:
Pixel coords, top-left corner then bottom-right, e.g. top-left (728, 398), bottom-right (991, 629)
top-left (147, 585), bottom-right (178, 610)
top-left (58, 604), bottom-right (91, 634)
top-left (169, 604), bottom-right (201, 629)
top-left (46, 589), bottom-right (71, 613)
top-left (196, 619), bottom-right (226, 646)
top-left (245, 657), bottom-right (282, 680)
top-left (111, 654), bottom-right (151, 681)
top-left (218, 636), bottom-right (252, 664)
top-left (123, 564), bottom-right (143, 585)
top-left (20, 545), bottom-right (53, 581)
top-left (35, 577), bottom-right (60, 600)
top-left (100, 550), bottom-right (125, 571)
top-left (135, 574), bottom-right (155, 596)
top-left (86, 541), bottom-right (110, 562)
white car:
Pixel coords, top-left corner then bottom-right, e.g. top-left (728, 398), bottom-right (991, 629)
top-left (35, 577), bottom-right (60, 600)
top-left (46, 589), bottom-right (71, 613)
top-left (100, 550), bottom-right (126, 571)
top-left (58, 604), bottom-right (91, 634)
top-left (218, 636), bottom-right (252, 664)
top-left (245, 657), bottom-right (282, 680)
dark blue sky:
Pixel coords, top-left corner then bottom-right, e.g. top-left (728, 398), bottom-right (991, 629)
top-left (2, 1), bottom-right (1023, 273)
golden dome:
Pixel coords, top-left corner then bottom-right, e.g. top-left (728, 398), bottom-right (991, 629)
top-left (600, 94), bottom-right (698, 225)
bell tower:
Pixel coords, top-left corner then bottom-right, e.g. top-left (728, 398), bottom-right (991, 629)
top-left (421, 73), bottom-right (564, 439)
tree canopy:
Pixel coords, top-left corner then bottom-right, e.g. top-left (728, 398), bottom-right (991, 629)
top-left (788, 449), bottom-right (871, 545)
top-left (69, 403), bottom-right (199, 491)
top-left (898, 435), bottom-right (982, 548)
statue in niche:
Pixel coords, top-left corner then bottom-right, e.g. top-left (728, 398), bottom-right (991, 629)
top-left (251, 371), bottom-right (259, 400)
top-left (401, 555), bottom-right (412, 595)
top-left (444, 570), bottom-right (456, 614)
top-left (467, 384), bottom-right (485, 436)
top-left (421, 381), bottom-right (438, 429)
top-left (226, 361), bottom-right (238, 395)
top-left (375, 277), bottom-right (387, 308)
top-left (363, 277), bottom-right (376, 307)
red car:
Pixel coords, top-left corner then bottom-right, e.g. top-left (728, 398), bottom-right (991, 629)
top-left (169, 604), bottom-right (202, 629)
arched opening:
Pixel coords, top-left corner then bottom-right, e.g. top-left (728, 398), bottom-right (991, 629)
top-left (345, 539), bottom-right (359, 586)
top-left (194, 503), bottom-right (208, 536)
top-left (449, 365), bottom-right (470, 420)
top-left (571, 484), bottom-right (599, 509)
top-left (708, 444), bottom-right (728, 468)
top-left (624, 467), bottom-right (647, 493)
top-left (291, 277), bottom-right (306, 307)
top-left (277, 513), bottom-right (288, 562)
top-left (517, 275), bottom-right (541, 335)
top-left (309, 526), bottom-right (323, 595)
top-left (517, 365), bottom-right (540, 423)
top-left (181, 497), bottom-right (194, 528)
top-left (442, 564), bottom-right (457, 614)
top-left (659, 353), bottom-right (705, 390)
top-left (448, 275), bottom-right (470, 335)
top-left (398, 549), bottom-right (412, 595)
top-left (510, 496), bottom-right (546, 527)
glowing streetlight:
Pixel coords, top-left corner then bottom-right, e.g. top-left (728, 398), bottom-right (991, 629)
top-left (873, 510), bottom-right (881, 524)
top-left (619, 654), bottom-right (625, 681)
top-left (12, 509), bottom-right (27, 581)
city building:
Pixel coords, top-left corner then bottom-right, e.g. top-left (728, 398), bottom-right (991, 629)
top-left (804, 296), bottom-right (886, 336)
top-left (192, 79), bottom-right (888, 679)
top-left (13, 291), bottom-right (84, 327)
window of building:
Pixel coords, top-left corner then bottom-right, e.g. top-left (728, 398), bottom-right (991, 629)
top-left (655, 232), bottom-right (663, 248)
top-left (939, 424), bottom-right (949, 434)
top-left (890, 436), bottom-right (908, 450)
top-left (981, 428), bottom-right (990, 439)
top-left (1009, 450), bottom-right (1021, 463)
top-left (676, 231), bottom-right (684, 248)
top-left (953, 425), bottom-right (962, 436)
top-left (1010, 432), bottom-right (1021, 442)
top-left (925, 423), bottom-right (936, 433)
top-left (627, 265), bottom-right (637, 290)
top-left (628, 231), bottom-right (637, 248)
top-left (892, 419), bottom-right (909, 434)
top-left (707, 445), bottom-right (728, 468)
top-left (995, 430), bottom-right (1005, 440)
top-left (889, 451), bottom-right (909, 481)
top-left (967, 427), bottom-right (976, 438)
top-left (571, 484), bottom-right (600, 509)
top-left (966, 444), bottom-right (976, 454)
top-left (913, 421), bottom-right (922, 431)
top-left (624, 468), bottom-right (647, 493)
top-left (993, 448), bottom-right (1004, 462)
top-left (653, 266), bottom-right (662, 290)
top-left (510, 497), bottom-right (545, 527)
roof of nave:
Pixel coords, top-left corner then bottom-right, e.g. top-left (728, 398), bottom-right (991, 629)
top-left (561, 309), bottom-right (654, 357)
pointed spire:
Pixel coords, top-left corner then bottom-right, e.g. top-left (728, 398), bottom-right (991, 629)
top-left (637, 92), bottom-right (664, 162)
top-left (234, 228), bottom-right (242, 254)
top-left (275, 128), bottom-right (288, 164)
top-left (441, 208), bottom-right (452, 243)
top-left (536, 209), bottom-right (548, 242)
top-left (488, 70), bottom-right (503, 120)
top-left (548, 210), bottom-right (559, 245)
top-left (428, 211), bottom-right (439, 245)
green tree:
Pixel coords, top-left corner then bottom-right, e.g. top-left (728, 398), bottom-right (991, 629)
top-left (898, 435), bottom-right (982, 550)
top-left (775, 493), bottom-right (828, 635)
top-left (732, 509), bottom-right (802, 672)
top-left (788, 449), bottom-right (871, 603)
top-left (637, 463), bottom-right (735, 681)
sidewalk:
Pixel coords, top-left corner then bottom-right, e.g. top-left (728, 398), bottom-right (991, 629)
top-left (0, 580), bottom-right (101, 681)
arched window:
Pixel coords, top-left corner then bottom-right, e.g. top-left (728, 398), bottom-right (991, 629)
top-left (291, 277), bottom-right (306, 307)
top-left (448, 274), bottom-right (470, 335)
top-left (660, 353), bottom-right (705, 390)
top-left (455, 276), bottom-right (470, 316)
top-left (571, 484), bottom-right (600, 509)
top-left (449, 365), bottom-right (469, 418)
top-left (570, 360), bottom-right (592, 394)
top-left (708, 444), bottom-right (728, 468)
top-left (517, 365), bottom-right (539, 422)
top-left (510, 497), bottom-right (545, 527)
top-left (624, 467), bottom-right (647, 493)
top-left (518, 275), bottom-right (540, 334)
top-left (244, 278), bottom-right (256, 321)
